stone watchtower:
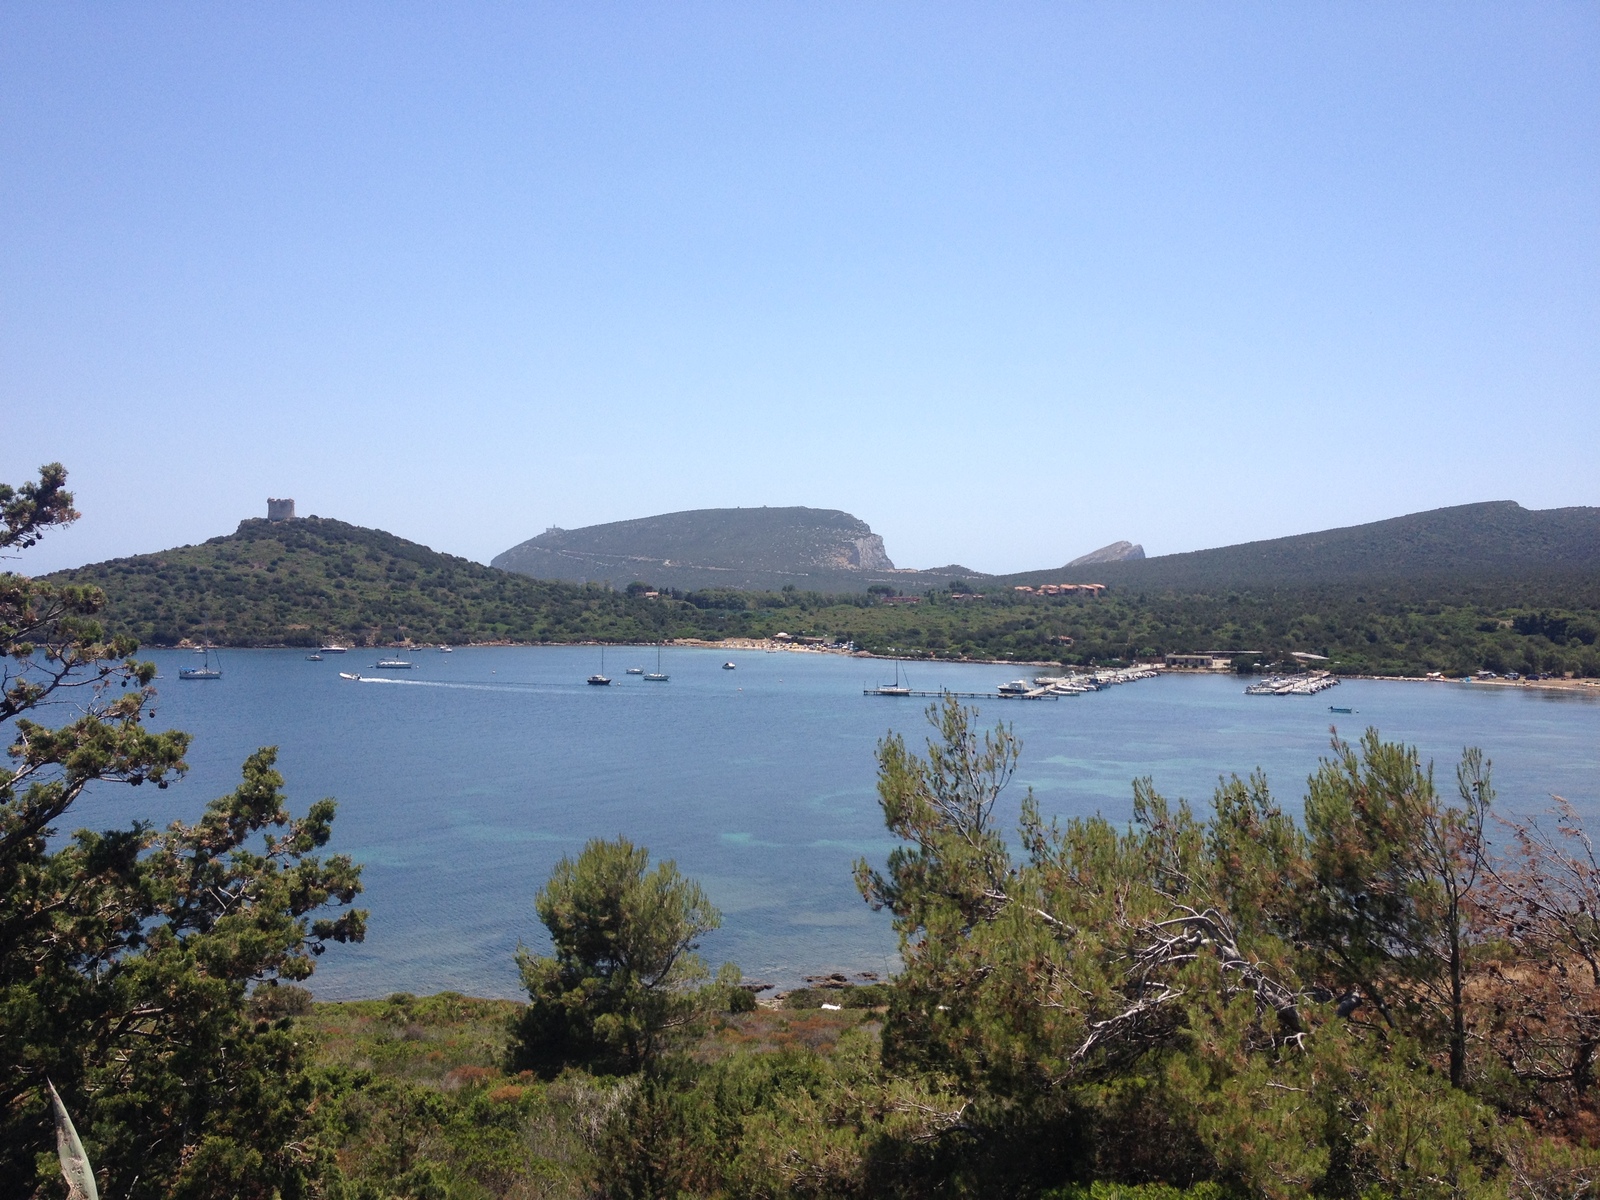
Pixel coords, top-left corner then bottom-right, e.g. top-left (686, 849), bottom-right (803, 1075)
top-left (267, 498), bottom-right (296, 522)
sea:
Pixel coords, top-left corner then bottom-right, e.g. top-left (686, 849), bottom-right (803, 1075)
top-left (53, 647), bottom-right (1600, 999)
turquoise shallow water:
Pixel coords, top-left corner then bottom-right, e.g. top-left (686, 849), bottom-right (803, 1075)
top-left (55, 647), bottom-right (1600, 999)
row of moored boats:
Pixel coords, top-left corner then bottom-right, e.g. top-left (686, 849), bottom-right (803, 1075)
top-left (1245, 673), bottom-right (1339, 695)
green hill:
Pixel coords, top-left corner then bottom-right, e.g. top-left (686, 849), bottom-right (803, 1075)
top-left (37, 509), bottom-right (1600, 677)
top-left (1002, 501), bottom-right (1600, 590)
top-left (43, 517), bottom-right (689, 647)
top-left (492, 506), bottom-right (979, 593)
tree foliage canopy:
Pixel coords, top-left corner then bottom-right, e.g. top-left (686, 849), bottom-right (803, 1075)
top-left (1, 465), bottom-right (366, 1200)
top-left (511, 836), bottom-right (722, 1076)
top-left (848, 696), bottom-right (1600, 1197)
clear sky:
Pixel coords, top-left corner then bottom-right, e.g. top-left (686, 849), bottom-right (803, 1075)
top-left (4, 3), bottom-right (1596, 576)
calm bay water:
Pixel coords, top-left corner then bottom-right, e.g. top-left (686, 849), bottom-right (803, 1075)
top-left (59, 647), bottom-right (1600, 999)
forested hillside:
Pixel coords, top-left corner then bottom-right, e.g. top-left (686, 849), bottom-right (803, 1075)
top-left (45, 517), bottom-right (684, 646)
top-left (1004, 501), bottom-right (1600, 590)
top-left (45, 516), bottom-right (1600, 676)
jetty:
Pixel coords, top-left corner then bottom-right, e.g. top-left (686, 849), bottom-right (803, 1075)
top-left (866, 688), bottom-right (1060, 700)
top-left (1245, 673), bottom-right (1339, 696)
top-left (865, 664), bottom-right (1164, 701)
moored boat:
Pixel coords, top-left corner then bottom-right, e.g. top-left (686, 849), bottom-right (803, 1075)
top-left (644, 645), bottom-right (669, 682)
top-left (866, 660), bottom-right (912, 696)
top-left (179, 646), bottom-right (222, 681)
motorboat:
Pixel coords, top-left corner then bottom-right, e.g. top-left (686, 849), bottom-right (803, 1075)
top-left (319, 644), bottom-right (349, 654)
top-left (305, 653), bottom-right (323, 661)
top-left (339, 671), bottom-right (361, 681)
top-left (997, 679), bottom-right (1032, 695)
top-left (438, 646), bottom-right (453, 653)
top-left (374, 658), bottom-right (414, 670)
top-left (626, 667), bottom-right (643, 675)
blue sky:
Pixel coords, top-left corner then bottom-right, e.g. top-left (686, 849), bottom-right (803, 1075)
top-left (4, 3), bottom-right (1596, 575)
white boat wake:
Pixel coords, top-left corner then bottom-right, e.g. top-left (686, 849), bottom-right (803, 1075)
top-left (351, 676), bottom-right (567, 695)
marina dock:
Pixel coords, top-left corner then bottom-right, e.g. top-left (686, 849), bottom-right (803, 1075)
top-left (864, 688), bottom-right (1060, 700)
top-left (864, 664), bottom-right (1163, 701)
top-left (1245, 673), bottom-right (1340, 696)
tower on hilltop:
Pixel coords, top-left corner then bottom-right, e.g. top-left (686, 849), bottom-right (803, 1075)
top-left (267, 498), bottom-right (296, 522)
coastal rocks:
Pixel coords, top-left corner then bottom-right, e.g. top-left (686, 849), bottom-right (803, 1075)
top-left (804, 973), bottom-right (852, 990)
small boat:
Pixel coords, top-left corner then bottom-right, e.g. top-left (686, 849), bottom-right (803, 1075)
top-left (374, 658), bottom-right (414, 670)
top-left (1329, 706), bottom-right (1354, 714)
top-left (722, 661), bottom-right (736, 670)
top-left (179, 647), bottom-right (222, 681)
top-left (644, 644), bottom-right (669, 682)
top-left (626, 667), bottom-right (644, 675)
top-left (319, 644), bottom-right (349, 654)
top-left (588, 644), bottom-right (611, 686)
top-left (339, 671), bottom-right (361, 681)
top-left (997, 679), bottom-right (1031, 695)
top-left (305, 653), bottom-right (323, 661)
top-left (866, 661), bottom-right (912, 697)
top-left (438, 645), bottom-right (453, 653)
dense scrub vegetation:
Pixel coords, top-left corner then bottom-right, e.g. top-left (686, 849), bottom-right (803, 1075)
top-left (45, 516), bottom-right (1600, 676)
top-left (283, 703), bottom-right (1600, 1198)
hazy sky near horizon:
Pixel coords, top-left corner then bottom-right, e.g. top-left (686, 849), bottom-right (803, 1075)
top-left (4, 3), bottom-right (1597, 576)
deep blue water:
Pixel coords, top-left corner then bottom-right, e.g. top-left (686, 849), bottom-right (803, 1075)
top-left (53, 647), bottom-right (1600, 999)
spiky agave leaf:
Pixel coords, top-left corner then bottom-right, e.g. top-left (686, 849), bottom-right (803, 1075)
top-left (46, 1080), bottom-right (99, 1200)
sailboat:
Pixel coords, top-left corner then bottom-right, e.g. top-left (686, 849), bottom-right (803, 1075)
top-left (588, 643), bottom-right (611, 686)
top-left (864, 660), bottom-right (911, 697)
top-left (644, 644), bottom-right (669, 682)
top-left (179, 646), bottom-right (222, 681)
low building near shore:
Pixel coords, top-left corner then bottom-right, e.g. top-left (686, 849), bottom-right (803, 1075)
top-left (1165, 651), bottom-right (1259, 671)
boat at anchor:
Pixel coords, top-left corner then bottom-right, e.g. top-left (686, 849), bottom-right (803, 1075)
top-left (644, 645), bottom-right (669, 682)
top-left (588, 644), bottom-right (611, 686)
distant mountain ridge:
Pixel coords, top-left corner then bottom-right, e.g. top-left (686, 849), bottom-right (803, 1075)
top-left (1066, 541), bottom-right (1145, 568)
top-left (999, 502), bottom-right (1600, 591)
top-left (492, 506), bottom-right (979, 593)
